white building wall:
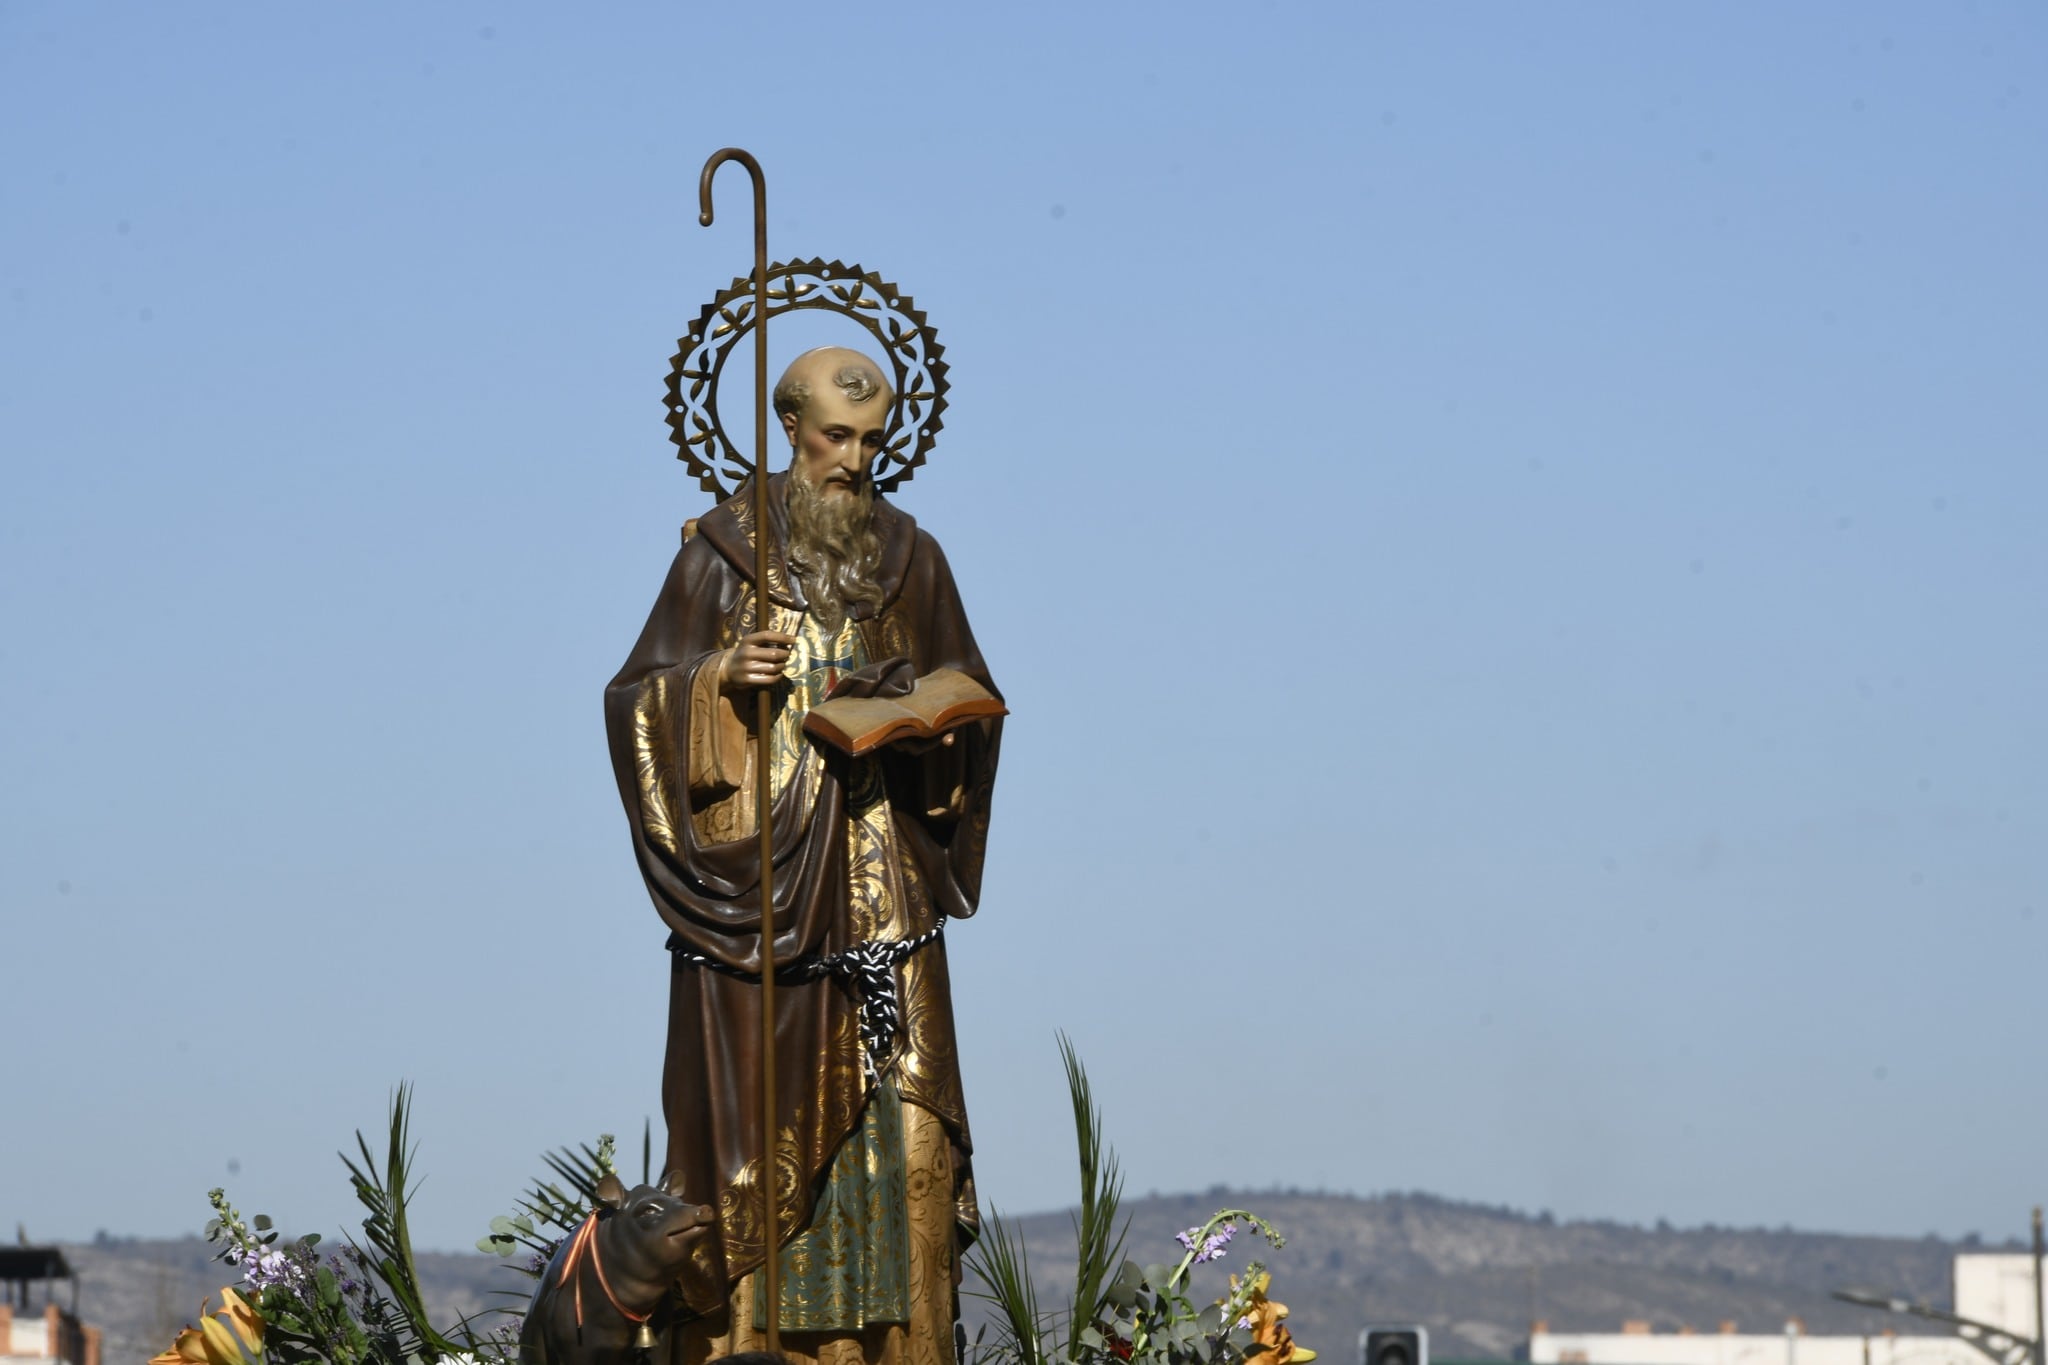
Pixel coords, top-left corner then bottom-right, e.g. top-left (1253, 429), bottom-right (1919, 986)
top-left (3, 1318), bottom-right (49, 1357)
top-left (1528, 1332), bottom-right (1980, 1365)
top-left (1954, 1255), bottom-right (2047, 1341)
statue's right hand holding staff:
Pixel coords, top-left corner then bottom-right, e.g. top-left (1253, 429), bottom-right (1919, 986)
top-left (719, 630), bottom-right (798, 693)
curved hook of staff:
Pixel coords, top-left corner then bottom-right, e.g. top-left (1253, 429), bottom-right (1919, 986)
top-left (697, 146), bottom-right (771, 461)
top-left (698, 147), bottom-right (766, 250)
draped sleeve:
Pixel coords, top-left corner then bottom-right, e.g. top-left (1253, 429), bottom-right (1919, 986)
top-left (602, 536), bottom-right (848, 973)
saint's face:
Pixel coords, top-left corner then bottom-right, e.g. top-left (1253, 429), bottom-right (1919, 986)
top-left (785, 383), bottom-right (889, 501)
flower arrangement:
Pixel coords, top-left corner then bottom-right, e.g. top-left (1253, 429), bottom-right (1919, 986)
top-left (154, 1086), bottom-right (533, 1365)
top-left (966, 1038), bottom-right (1315, 1365)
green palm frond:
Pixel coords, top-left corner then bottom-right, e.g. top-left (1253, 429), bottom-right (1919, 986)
top-left (965, 1208), bottom-right (1045, 1365)
top-left (338, 1083), bottom-right (466, 1361)
top-left (1061, 1035), bottom-right (1128, 1358)
top-left (540, 1141), bottom-right (611, 1205)
top-left (967, 1037), bottom-right (1133, 1365)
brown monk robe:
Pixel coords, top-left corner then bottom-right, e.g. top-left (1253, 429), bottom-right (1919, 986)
top-left (604, 352), bottom-right (1000, 1365)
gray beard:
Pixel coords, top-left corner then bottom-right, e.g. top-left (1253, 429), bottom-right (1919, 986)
top-left (785, 471), bottom-right (885, 631)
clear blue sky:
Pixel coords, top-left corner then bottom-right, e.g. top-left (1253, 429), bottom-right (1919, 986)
top-left (3, 2), bottom-right (2043, 1254)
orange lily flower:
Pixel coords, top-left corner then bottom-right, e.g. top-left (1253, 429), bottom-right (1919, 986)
top-left (149, 1289), bottom-right (265, 1365)
top-left (1233, 1271), bottom-right (1316, 1365)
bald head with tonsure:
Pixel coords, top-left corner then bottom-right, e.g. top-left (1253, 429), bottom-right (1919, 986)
top-left (774, 346), bottom-right (893, 422)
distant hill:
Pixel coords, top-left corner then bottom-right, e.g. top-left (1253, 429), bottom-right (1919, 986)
top-left (60, 1191), bottom-right (1994, 1363)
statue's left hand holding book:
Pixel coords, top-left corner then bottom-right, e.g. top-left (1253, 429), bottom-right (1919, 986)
top-left (803, 665), bottom-right (1008, 757)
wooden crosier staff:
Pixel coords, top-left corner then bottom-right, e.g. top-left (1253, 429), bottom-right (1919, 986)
top-left (696, 146), bottom-right (783, 1354)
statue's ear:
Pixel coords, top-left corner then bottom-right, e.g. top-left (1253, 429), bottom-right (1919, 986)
top-left (594, 1173), bottom-right (627, 1210)
top-left (780, 409), bottom-right (799, 447)
top-left (659, 1169), bottom-right (690, 1197)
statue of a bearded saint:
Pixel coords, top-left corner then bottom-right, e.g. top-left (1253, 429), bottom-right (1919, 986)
top-left (604, 346), bottom-right (1002, 1365)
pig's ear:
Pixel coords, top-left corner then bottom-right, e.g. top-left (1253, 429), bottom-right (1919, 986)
top-left (594, 1173), bottom-right (627, 1210)
top-left (659, 1169), bottom-right (690, 1197)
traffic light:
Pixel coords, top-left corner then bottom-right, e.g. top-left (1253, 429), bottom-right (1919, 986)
top-left (1359, 1326), bottom-right (1428, 1365)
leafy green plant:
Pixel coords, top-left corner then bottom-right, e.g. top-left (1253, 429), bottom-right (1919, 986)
top-left (180, 1086), bottom-right (532, 1365)
top-left (964, 1039), bottom-right (1313, 1365)
top-left (475, 1131), bottom-right (622, 1277)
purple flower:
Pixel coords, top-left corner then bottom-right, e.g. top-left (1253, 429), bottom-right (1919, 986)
top-left (1198, 1224), bottom-right (1236, 1264)
top-left (243, 1246), bottom-right (306, 1291)
top-left (1177, 1222), bottom-right (1238, 1264)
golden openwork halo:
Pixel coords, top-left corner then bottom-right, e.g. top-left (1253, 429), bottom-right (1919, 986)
top-left (664, 258), bottom-right (949, 500)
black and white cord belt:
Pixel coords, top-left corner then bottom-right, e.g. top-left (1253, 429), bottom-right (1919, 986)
top-left (667, 916), bottom-right (947, 1084)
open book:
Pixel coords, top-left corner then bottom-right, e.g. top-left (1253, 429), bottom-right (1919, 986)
top-left (802, 668), bottom-right (1008, 757)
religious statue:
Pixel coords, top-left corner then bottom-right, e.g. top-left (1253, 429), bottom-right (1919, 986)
top-left (603, 331), bottom-right (1003, 1365)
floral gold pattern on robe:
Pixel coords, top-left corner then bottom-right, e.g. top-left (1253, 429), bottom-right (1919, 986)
top-left (676, 1099), bottom-right (961, 1365)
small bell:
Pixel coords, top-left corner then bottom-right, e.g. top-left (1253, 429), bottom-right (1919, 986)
top-left (634, 1321), bottom-right (658, 1352)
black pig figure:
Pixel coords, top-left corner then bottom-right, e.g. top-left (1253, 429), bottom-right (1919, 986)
top-left (518, 1171), bottom-right (714, 1365)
